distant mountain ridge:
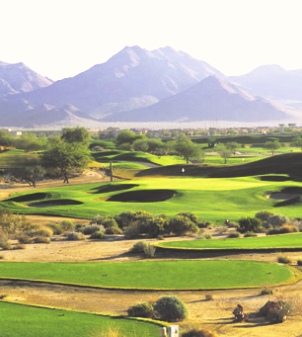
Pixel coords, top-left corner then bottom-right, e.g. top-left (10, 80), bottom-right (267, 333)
top-left (0, 46), bottom-right (302, 128)
top-left (0, 62), bottom-right (53, 97)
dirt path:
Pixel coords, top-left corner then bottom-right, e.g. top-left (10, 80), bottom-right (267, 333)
top-left (1, 172), bottom-right (302, 336)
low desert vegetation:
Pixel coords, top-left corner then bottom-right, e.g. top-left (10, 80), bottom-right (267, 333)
top-left (128, 295), bottom-right (188, 322)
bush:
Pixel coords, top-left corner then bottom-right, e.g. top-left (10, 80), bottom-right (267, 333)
top-left (47, 223), bottom-right (63, 235)
top-left (228, 231), bottom-right (240, 238)
top-left (277, 256), bottom-right (291, 264)
top-left (153, 296), bottom-right (188, 322)
top-left (90, 231), bottom-right (105, 240)
top-left (66, 232), bottom-right (85, 241)
top-left (127, 302), bottom-right (154, 318)
top-left (60, 220), bottom-right (75, 232)
top-left (143, 243), bottom-right (156, 258)
top-left (33, 236), bottom-right (50, 244)
top-left (267, 215), bottom-right (288, 228)
top-left (205, 294), bottom-right (214, 301)
top-left (0, 229), bottom-right (10, 250)
top-left (243, 231), bottom-right (257, 237)
top-left (238, 217), bottom-right (262, 233)
top-left (169, 215), bottom-right (199, 236)
top-left (182, 329), bottom-right (217, 337)
top-left (130, 241), bottom-right (148, 253)
top-left (260, 288), bottom-right (274, 295)
top-left (267, 224), bottom-right (298, 235)
top-left (17, 233), bottom-right (32, 244)
top-left (255, 211), bottom-right (274, 222)
top-left (82, 225), bottom-right (101, 235)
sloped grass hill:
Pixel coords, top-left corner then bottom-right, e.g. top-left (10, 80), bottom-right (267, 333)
top-left (136, 153), bottom-right (302, 180)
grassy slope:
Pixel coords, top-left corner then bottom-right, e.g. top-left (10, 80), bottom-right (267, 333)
top-left (0, 260), bottom-right (294, 289)
top-left (0, 302), bottom-right (160, 337)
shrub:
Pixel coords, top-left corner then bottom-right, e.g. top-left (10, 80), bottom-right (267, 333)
top-left (277, 256), bottom-right (291, 264)
top-left (82, 225), bottom-right (101, 235)
top-left (267, 225), bottom-right (298, 235)
top-left (244, 231), bottom-right (257, 237)
top-left (30, 229), bottom-right (52, 237)
top-left (0, 229), bottom-right (10, 250)
top-left (124, 222), bottom-right (145, 238)
top-left (66, 232), bottom-right (85, 241)
top-left (90, 231), bottom-right (105, 240)
top-left (17, 233), bottom-right (32, 244)
top-left (169, 215), bottom-right (199, 236)
top-left (238, 217), bottom-right (262, 233)
top-left (182, 329), bottom-right (217, 337)
top-left (260, 288), bottom-right (274, 295)
top-left (205, 294), bottom-right (214, 301)
top-left (228, 231), bottom-right (240, 238)
top-left (60, 220), bottom-right (75, 232)
top-left (127, 301), bottom-right (154, 318)
top-left (47, 223), bottom-right (63, 235)
top-left (129, 241), bottom-right (148, 253)
top-left (143, 243), bottom-right (156, 258)
top-left (153, 296), bottom-right (188, 322)
top-left (255, 211), bottom-right (274, 222)
top-left (33, 236), bottom-right (50, 244)
top-left (267, 215), bottom-right (288, 228)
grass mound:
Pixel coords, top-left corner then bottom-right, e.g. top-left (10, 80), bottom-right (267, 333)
top-left (107, 189), bottom-right (176, 202)
top-left (136, 153), bottom-right (302, 179)
top-left (29, 199), bottom-right (83, 207)
top-left (90, 183), bottom-right (138, 194)
top-left (259, 175), bottom-right (291, 182)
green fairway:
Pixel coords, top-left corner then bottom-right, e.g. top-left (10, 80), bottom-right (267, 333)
top-left (158, 233), bottom-right (302, 250)
top-left (2, 175), bottom-right (302, 224)
top-left (0, 260), bottom-right (295, 289)
top-left (0, 302), bottom-right (160, 337)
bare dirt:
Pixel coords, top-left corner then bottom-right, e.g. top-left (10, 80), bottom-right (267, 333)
top-left (1, 171), bottom-right (302, 336)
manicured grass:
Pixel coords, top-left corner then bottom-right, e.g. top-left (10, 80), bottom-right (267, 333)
top-left (159, 233), bottom-right (302, 250)
top-left (2, 175), bottom-right (302, 224)
top-left (0, 301), bottom-right (160, 337)
top-left (0, 260), bottom-right (295, 289)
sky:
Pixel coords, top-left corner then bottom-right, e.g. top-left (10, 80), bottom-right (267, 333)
top-left (1, 0), bottom-right (302, 81)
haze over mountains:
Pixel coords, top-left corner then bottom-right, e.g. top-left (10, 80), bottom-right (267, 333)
top-left (1, 46), bottom-right (302, 129)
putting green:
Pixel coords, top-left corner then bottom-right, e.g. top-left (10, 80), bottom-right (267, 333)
top-left (0, 260), bottom-right (296, 290)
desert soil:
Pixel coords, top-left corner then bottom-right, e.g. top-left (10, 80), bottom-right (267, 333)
top-left (0, 170), bottom-right (302, 337)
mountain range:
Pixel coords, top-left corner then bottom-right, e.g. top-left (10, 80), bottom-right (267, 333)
top-left (1, 46), bottom-right (302, 129)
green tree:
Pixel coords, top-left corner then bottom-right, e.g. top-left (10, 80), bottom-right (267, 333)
top-left (13, 156), bottom-right (46, 187)
top-left (174, 135), bottom-right (203, 164)
top-left (116, 130), bottom-right (141, 147)
top-left (42, 141), bottom-right (91, 183)
top-left (133, 138), bottom-right (149, 152)
top-left (216, 144), bottom-right (233, 164)
top-left (225, 141), bottom-right (240, 155)
top-left (265, 140), bottom-right (281, 155)
top-left (61, 127), bottom-right (90, 145)
top-left (291, 136), bottom-right (302, 150)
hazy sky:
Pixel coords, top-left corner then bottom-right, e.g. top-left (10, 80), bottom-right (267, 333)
top-left (2, 0), bottom-right (302, 80)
